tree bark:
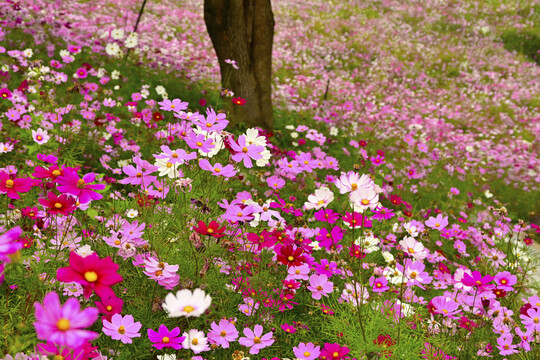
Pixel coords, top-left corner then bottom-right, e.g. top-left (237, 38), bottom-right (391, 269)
top-left (204, 0), bottom-right (275, 130)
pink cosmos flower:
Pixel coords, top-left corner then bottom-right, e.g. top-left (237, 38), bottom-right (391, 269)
top-left (494, 271), bottom-right (517, 291)
top-left (119, 156), bottom-right (158, 186)
top-left (0, 172), bottom-right (34, 199)
top-left (307, 274), bottom-right (334, 300)
top-left (403, 261), bottom-right (432, 290)
top-left (229, 135), bottom-right (264, 168)
top-left (399, 237), bottom-right (427, 260)
top-left (430, 296), bottom-right (461, 319)
top-left (238, 324), bottom-right (274, 354)
top-left (56, 252), bottom-right (123, 299)
top-left (196, 108), bottom-right (229, 131)
top-left (425, 214), bottom-right (449, 231)
top-left (520, 307), bottom-right (540, 332)
top-left (496, 333), bottom-right (518, 355)
top-left (32, 128), bottom-right (50, 145)
top-left (159, 98), bottom-right (188, 112)
top-left (33, 291), bottom-right (99, 348)
top-left (102, 314), bottom-right (142, 344)
top-left (185, 132), bottom-right (216, 153)
top-left (154, 145), bottom-right (197, 164)
top-left (0, 226), bottom-right (23, 262)
top-left (370, 276), bottom-right (389, 292)
top-left (207, 319), bottom-right (239, 348)
top-left (56, 170), bottom-right (105, 204)
top-left (293, 342), bottom-right (320, 360)
top-left (198, 159), bottom-right (237, 177)
top-left (148, 324), bottom-right (185, 350)
top-left (266, 175), bottom-right (285, 190)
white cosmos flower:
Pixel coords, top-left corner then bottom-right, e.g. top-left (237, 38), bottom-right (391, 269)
top-left (163, 288), bottom-right (212, 318)
top-left (155, 158), bottom-right (182, 178)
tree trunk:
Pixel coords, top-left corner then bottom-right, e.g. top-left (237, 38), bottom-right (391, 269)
top-left (204, 0), bottom-right (275, 130)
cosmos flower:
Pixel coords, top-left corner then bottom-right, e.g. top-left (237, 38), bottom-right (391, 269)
top-left (102, 314), bottom-right (142, 344)
top-left (148, 324), bottom-right (185, 350)
top-left (207, 319), bottom-right (239, 348)
top-left (238, 324), bottom-right (274, 354)
top-left (33, 292), bottom-right (98, 348)
top-left (56, 252), bottom-right (123, 299)
top-left (32, 128), bottom-right (50, 145)
top-left (56, 170), bottom-right (105, 204)
top-left (163, 288), bottom-right (212, 318)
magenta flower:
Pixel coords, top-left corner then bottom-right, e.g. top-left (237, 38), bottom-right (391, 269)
top-left (207, 319), bottom-right (239, 348)
top-left (0, 172), bottom-right (34, 199)
top-left (33, 292), bottom-right (99, 348)
top-left (0, 226), bottom-right (23, 262)
top-left (238, 324), bottom-right (274, 354)
top-left (75, 67), bottom-right (88, 79)
top-left (319, 343), bottom-right (350, 360)
top-left (38, 192), bottom-right (77, 216)
top-left (293, 342), bottom-right (321, 360)
top-left (229, 135), bottom-right (264, 168)
top-left (307, 274), bottom-right (334, 300)
top-left (281, 323), bottom-right (296, 334)
top-left (56, 252), bottom-right (123, 299)
top-left (425, 214), bottom-right (449, 231)
top-left (56, 170), bottom-right (105, 204)
top-left (198, 159), bottom-right (237, 177)
top-left (461, 270), bottom-right (494, 290)
top-left (148, 324), bottom-right (185, 350)
top-left (314, 208), bottom-right (340, 223)
top-left (36, 342), bottom-right (85, 360)
top-left (102, 314), bottom-right (142, 344)
top-left (369, 276), bottom-right (389, 293)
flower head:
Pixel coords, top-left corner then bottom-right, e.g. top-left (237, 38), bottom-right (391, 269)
top-left (34, 292), bottom-right (99, 348)
top-left (102, 314), bottom-right (142, 344)
top-left (163, 288), bottom-right (212, 317)
top-left (148, 324), bottom-right (185, 350)
top-left (238, 324), bottom-right (274, 354)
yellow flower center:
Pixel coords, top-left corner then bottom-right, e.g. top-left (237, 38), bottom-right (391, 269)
top-left (435, 223), bottom-right (440, 227)
top-left (54, 356), bottom-right (64, 360)
top-left (106, 305), bottom-right (113, 311)
top-left (162, 336), bottom-right (170, 343)
top-left (37, 135), bottom-right (43, 141)
top-left (118, 325), bottom-right (125, 334)
top-left (5, 179), bottom-right (14, 188)
top-left (288, 256), bottom-right (294, 261)
top-left (409, 271), bottom-right (417, 279)
top-left (361, 199), bottom-right (370, 205)
top-left (242, 147), bottom-right (248, 153)
top-left (220, 330), bottom-right (227, 337)
top-left (191, 338), bottom-right (198, 345)
top-left (351, 183), bottom-right (358, 191)
top-left (333, 352), bottom-right (340, 358)
top-left (56, 318), bottom-right (70, 331)
top-left (408, 248), bottom-right (415, 254)
top-left (183, 305), bottom-right (194, 313)
top-left (214, 168), bottom-right (221, 173)
top-left (166, 162), bottom-right (173, 168)
top-left (54, 202), bottom-right (63, 209)
top-left (304, 352), bottom-right (311, 357)
top-left (196, 141), bottom-right (203, 147)
top-left (77, 179), bottom-right (86, 189)
top-left (206, 123), bottom-right (212, 127)
top-left (207, 228), bottom-right (214, 234)
top-left (84, 271), bottom-right (98, 282)
top-left (253, 336), bottom-right (261, 344)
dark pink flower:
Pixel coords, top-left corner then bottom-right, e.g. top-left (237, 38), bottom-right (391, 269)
top-left (148, 324), bottom-right (185, 350)
top-left (56, 170), bottom-right (105, 204)
top-left (57, 252), bottom-right (123, 299)
top-left (0, 172), bottom-right (34, 199)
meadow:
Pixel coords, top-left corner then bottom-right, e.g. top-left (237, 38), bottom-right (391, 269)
top-left (1, 0), bottom-right (540, 359)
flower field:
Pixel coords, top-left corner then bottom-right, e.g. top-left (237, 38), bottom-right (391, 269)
top-left (1, 0), bottom-right (540, 359)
